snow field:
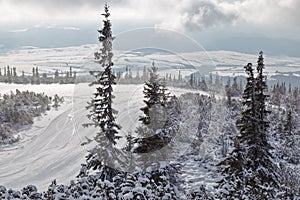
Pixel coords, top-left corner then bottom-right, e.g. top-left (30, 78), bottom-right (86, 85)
top-left (0, 83), bottom-right (208, 191)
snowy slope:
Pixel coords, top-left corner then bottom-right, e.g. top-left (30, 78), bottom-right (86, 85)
top-left (0, 83), bottom-right (83, 190)
top-left (0, 83), bottom-right (204, 191)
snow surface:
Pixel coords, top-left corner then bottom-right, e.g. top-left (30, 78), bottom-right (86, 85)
top-left (0, 83), bottom-right (81, 191)
top-left (0, 83), bottom-right (205, 191)
top-left (1, 44), bottom-right (300, 78)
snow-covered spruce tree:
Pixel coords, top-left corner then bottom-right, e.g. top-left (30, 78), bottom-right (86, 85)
top-left (139, 61), bottom-right (170, 126)
top-left (283, 110), bottom-right (296, 138)
top-left (85, 3), bottom-right (121, 144)
top-left (282, 109), bottom-right (300, 165)
top-left (280, 108), bottom-right (300, 198)
top-left (133, 62), bottom-right (182, 173)
top-left (216, 63), bottom-right (255, 199)
top-left (82, 4), bottom-right (126, 177)
top-left (217, 52), bottom-right (282, 199)
top-left (242, 52), bottom-right (282, 198)
top-left (254, 51), bottom-right (270, 143)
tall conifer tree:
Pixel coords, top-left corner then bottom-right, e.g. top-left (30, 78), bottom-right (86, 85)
top-left (218, 52), bottom-right (282, 199)
top-left (85, 4), bottom-right (121, 145)
top-left (81, 4), bottom-right (127, 176)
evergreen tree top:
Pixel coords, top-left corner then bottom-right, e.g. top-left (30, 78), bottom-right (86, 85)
top-left (257, 51), bottom-right (264, 72)
top-left (102, 4), bottom-right (110, 18)
top-left (244, 63), bottom-right (254, 78)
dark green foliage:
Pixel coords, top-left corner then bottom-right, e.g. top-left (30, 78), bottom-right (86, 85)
top-left (134, 94), bottom-right (180, 156)
top-left (217, 52), bottom-right (283, 199)
top-left (225, 77), bottom-right (242, 106)
top-left (85, 4), bottom-right (120, 145)
top-left (81, 4), bottom-right (126, 181)
top-left (52, 94), bottom-right (64, 109)
top-left (0, 90), bottom-right (54, 145)
top-left (189, 185), bottom-right (213, 200)
top-left (283, 110), bottom-right (296, 136)
top-left (139, 61), bottom-right (170, 125)
top-left (132, 131), bottom-right (172, 153)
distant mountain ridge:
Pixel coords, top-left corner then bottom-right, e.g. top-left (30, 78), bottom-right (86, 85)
top-left (0, 44), bottom-right (299, 86)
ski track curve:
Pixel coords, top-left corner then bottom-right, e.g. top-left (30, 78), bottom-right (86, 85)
top-left (0, 84), bottom-right (145, 191)
top-left (0, 83), bottom-right (200, 191)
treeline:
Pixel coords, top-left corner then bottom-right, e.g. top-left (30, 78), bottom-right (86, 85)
top-left (116, 65), bottom-right (226, 92)
top-left (0, 90), bottom-right (63, 145)
top-left (0, 66), bottom-right (77, 84)
top-left (270, 82), bottom-right (300, 110)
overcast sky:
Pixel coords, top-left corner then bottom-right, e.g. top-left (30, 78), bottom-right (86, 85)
top-left (0, 0), bottom-right (300, 56)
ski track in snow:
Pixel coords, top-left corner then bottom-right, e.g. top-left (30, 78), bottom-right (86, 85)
top-left (0, 83), bottom-right (204, 191)
top-left (0, 83), bottom-right (95, 191)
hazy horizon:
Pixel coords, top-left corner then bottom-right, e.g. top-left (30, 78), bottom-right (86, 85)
top-left (0, 0), bottom-right (300, 56)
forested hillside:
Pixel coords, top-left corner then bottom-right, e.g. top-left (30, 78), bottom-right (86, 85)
top-left (0, 3), bottom-right (299, 200)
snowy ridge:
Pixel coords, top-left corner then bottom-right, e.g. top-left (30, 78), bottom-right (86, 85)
top-left (1, 44), bottom-right (300, 78)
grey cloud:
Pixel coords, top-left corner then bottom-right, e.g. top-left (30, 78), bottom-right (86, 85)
top-left (180, 0), bottom-right (238, 31)
top-left (1, 0), bottom-right (300, 35)
top-left (0, 0), bottom-right (127, 14)
top-left (0, 0), bottom-right (132, 25)
top-left (165, 0), bottom-right (300, 32)
top-left (1, 0), bottom-right (125, 6)
top-left (277, 1), bottom-right (300, 27)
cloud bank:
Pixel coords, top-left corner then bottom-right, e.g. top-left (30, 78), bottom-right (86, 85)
top-left (0, 0), bottom-right (299, 33)
top-left (159, 0), bottom-right (238, 31)
top-left (157, 0), bottom-right (300, 32)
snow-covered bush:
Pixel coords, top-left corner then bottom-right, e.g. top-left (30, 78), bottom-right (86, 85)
top-left (0, 90), bottom-right (62, 145)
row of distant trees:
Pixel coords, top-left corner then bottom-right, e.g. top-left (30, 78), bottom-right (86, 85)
top-left (116, 65), bottom-right (229, 93)
top-left (0, 66), bottom-right (76, 84)
top-left (116, 66), bottom-right (187, 86)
